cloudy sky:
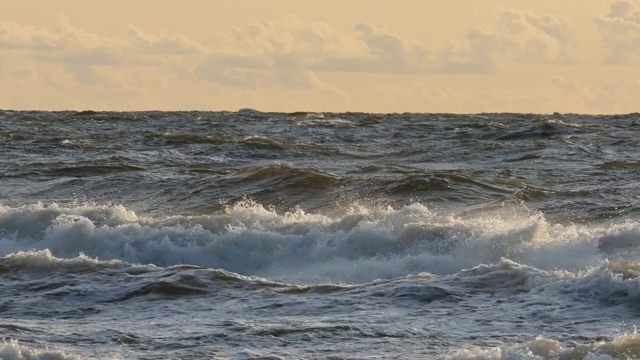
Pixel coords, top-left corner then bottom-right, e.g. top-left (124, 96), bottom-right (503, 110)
top-left (1, 0), bottom-right (639, 113)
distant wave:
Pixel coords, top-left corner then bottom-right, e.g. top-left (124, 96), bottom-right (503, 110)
top-left (600, 161), bottom-right (640, 170)
top-left (230, 163), bottom-right (345, 190)
top-left (239, 136), bottom-right (286, 150)
top-left (159, 132), bottom-right (229, 145)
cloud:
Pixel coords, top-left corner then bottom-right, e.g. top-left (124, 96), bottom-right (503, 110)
top-left (195, 15), bottom-right (434, 89)
top-left (195, 56), bottom-right (267, 88)
top-left (195, 53), bottom-right (322, 89)
top-left (311, 22), bottom-right (431, 74)
top-left (0, 17), bottom-right (127, 84)
top-left (127, 26), bottom-right (203, 54)
top-left (195, 9), bottom-right (575, 88)
top-left (497, 9), bottom-right (574, 63)
top-left (0, 21), bottom-right (60, 50)
top-left (0, 16), bottom-right (204, 85)
top-left (228, 15), bottom-right (364, 58)
top-left (63, 64), bottom-right (99, 85)
top-left (439, 9), bottom-right (574, 74)
top-left (35, 47), bottom-right (126, 67)
top-left (596, 0), bottom-right (640, 64)
top-left (0, 15), bottom-right (123, 53)
top-left (195, 15), bottom-right (339, 89)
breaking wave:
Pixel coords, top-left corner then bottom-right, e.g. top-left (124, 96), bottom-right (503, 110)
top-left (1, 201), bottom-right (638, 285)
top-left (0, 339), bottom-right (82, 360)
top-left (450, 332), bottom-right (640, 360)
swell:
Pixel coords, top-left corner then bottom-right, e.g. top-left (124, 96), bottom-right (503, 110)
top-left (482, 119), bottom-right (601, 141)
top-left (600, 160), bottom-right (640, 169)
top-left (46, 163), bottom-right (146, 177)
top-left (151, 132), bottom-right (230, 145)
top-left (13, 157), bottom-right (146, 178)
top-left (1, 111), bottom-right (636, 222)
top-left (239, 136), bottom-right (286, 150)
top-left (199, 163), bottom-right (351, 210)
top-left (380, 173), bottom-right (512, 199)
top-left (6, 249), bottom-right (640, 313)
top-left (234, 163), bottom-right (339, 183)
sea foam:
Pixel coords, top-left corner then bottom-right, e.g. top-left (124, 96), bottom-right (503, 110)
top-left (449, 332), bottom-right (640, 360)
top-left (0, 339), bottom-right (82, 360)
top-left (0, 201), bottom-right (638, 283)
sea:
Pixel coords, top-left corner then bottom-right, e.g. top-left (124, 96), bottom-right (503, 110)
top-left (1, 109), bottom-right (640, 359)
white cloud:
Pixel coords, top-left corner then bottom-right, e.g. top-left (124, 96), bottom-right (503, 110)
top-left (0, 21), bottom-right (61, 49)
top-left (228, 15), bottom-right (364, 58)
top-left (0, 16), bottom-right (204, 86)
top-left (196, 9), bottom-right (575, 87)
top-left (497, 9), bottom-right (574, 63)
top-left (35, 47), bottom-right (126, 67)
top-left (596, 0), bottom-right (640, 64)
top-left (196, 16), bottom-right (434, 88)
top-left (311, 22), bottom-right (431, 74)
top-left (195, 56), bottom-right (267, 88)
top-left (127, 26), bottom-right (203, 54)
top-left (195, 53), bottom-right (322, 89)
top-left (0, 15), bottom-right (123, 53)
top-left (439, 9), bottom-right (574, 74)
top-left (195, 15), bottom-right (339, 89)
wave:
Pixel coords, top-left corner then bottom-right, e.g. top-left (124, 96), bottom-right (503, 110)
top-left (229, 163), bottom-right (345, 192)
top-left (239, 136), bottom-right (286, 150)
top-left (433, 257), bottom-right (640, 309)
top-left (4, 249), bottom-right (640, 312)
top-left (449, 332), bottom-right (640, 359)
top-left (295, 117), bottom-right (355, 128)
top-left (0, 249), bottom-right (126, 274)
top-left (600, 161), bottom-right (640, 170)
top-left (46, 162), bottom-right (145, 177)
top-left (154, 132), bottom-right (229, 145)
top-left (0, 339), bottom-right (82, 360)
top-left (486, 118), bottom-right (599, 142)
top-left (1, 200), bottom-right (634, 285)
top-left (13, 157), bottom-right (146, 177)
top-left (560, 260), bottom-right (640, 307)
top-left (383, 173), bottom-right (513, 198)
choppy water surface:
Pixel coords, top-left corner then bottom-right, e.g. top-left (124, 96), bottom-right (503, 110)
top-left (1, 110), bottom-right (640, 359)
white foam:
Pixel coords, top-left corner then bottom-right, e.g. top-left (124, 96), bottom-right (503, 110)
top-left (1, 249), bottom-right (126, 272)
top-left (449, 332), bottom-right (640, 360)
top-left (558, 260), bottom-right (640, 305)
top-left (0, 201), bottom-right (638, 283)
top-left (0, 339), bottom-right (83, 360)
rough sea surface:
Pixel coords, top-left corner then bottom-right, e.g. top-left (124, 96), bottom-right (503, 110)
top-left (1, 109), bottom-right (640, 359)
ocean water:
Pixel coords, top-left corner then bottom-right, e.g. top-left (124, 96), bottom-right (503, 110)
top-left (1, 109), bottom-right (640, 359)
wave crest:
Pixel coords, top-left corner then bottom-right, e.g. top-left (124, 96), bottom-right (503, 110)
top-left (450, 332), bottom-right (640, 360)
top-left (0, 201), bottom-right (638, 284)
top-left (0, 339), bottom-right (82, 360)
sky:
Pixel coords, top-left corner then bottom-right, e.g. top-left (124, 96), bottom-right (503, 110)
top-left (1, 0), bottom-right (640, 114)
